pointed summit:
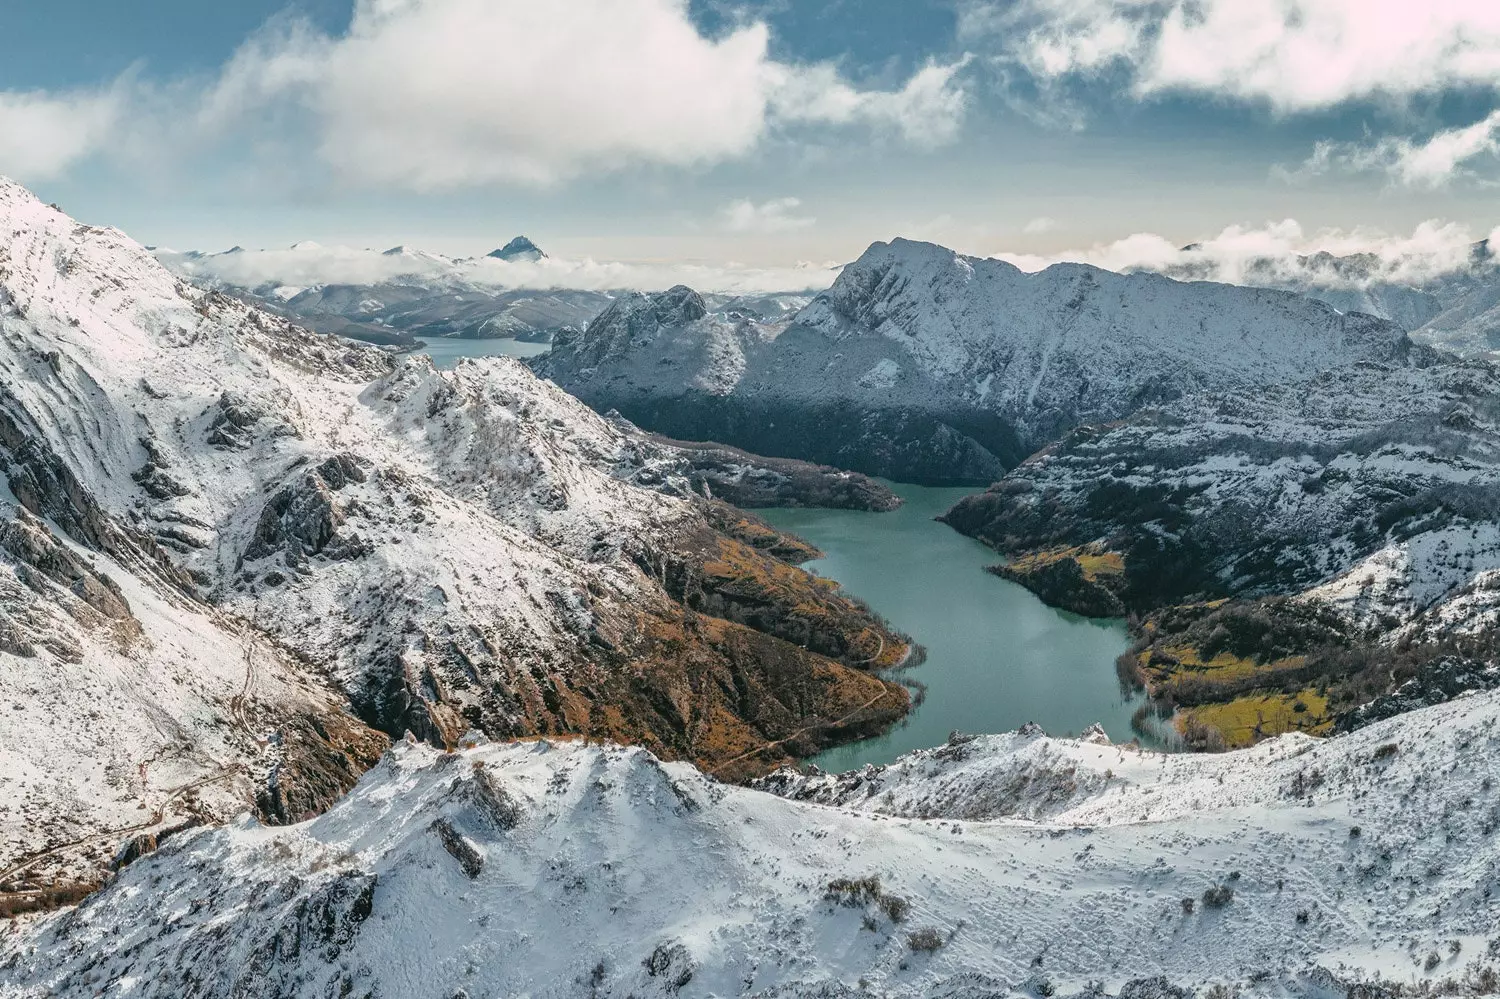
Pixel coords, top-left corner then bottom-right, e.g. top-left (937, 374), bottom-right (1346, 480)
top-left (488, 236), bottom-right (546, 262)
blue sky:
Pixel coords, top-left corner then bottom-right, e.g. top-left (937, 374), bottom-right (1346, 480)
top-left (3, 0), bottom-right (1499, 272)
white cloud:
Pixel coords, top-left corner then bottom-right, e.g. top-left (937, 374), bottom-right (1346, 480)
top-left (0, 0), bottom-right (970, 191)
top-left (0, 87), bottom-right (124, 181)
top-left (993, 218), bottom-right (1498, 290)
top-left (1022, 216), bottom-right (1056, 234)
top-left (224, 0), bottom-right (778, 188)
top-left (721, 197), bottom-right (816, 234)
top-left (194, 0), bottom-right (969, 189)
top-left (1290, 111), bottom-right (1500, 188)
top-left (770, 59), bottom-right (971, 147)
top-left (970, 0), bottom-right (1500, 111)
top-left (156, 241), bottom-right (842, 295)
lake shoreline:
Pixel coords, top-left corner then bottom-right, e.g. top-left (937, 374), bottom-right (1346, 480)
top-left (758, 482), bottom-right (1146, 773)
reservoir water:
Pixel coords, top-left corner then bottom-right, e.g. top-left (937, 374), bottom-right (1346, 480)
top-left (758, 482), bottom-right (1142, 772)
top-left (418, 337), bottom-right (550, 369)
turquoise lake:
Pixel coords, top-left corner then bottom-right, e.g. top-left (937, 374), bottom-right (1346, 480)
top-left (759, 482), bottom-right (1143, 771)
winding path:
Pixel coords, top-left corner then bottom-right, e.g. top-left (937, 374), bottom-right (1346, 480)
top-left (0, 764), bottom-right (245, 890)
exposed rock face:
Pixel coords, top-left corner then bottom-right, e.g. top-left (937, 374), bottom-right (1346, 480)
top-left (535, 238), bottom-right (1411, 484)
top-left (1339, 656), bottom-right (1500, 732)
top-left (243, 455), bottom-right (372, 564)
top-left (488, 235), bottom-right (546, 262)
top-left (0, 511), bottom-right (133, 622)
top-left (256, 712), bottom-right (391, 825)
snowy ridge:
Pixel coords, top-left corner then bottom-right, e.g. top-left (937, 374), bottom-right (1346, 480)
top-left (0, 177), bottom-right (685, 700)
top-left (537, 238), bottom-right (1412, 482)
top-left (799, 239), bottom-right (1407, 442)
top-left (0, 178), bottom-right (904, 892)
top-left (943, 354), bottom-right (1500, 640)
top-left (1303, 523), bottom-right (1500, 639)
top-left (4, 691), bottom-right (1500, 996)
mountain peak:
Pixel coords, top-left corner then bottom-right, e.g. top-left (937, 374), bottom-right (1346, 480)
top-left (489, 236), bottom-right (546, 262)
top-left (652, 284), bottom-right (707, 324)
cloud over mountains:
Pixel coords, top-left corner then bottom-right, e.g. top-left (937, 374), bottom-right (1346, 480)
top-left (0, 0), bottom-right (969, 189)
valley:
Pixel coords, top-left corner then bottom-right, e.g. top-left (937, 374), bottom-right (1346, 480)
top-left (11, 3), bottom-right (1500, 995)
top-left (2, 183), bottom-right (1500, 996)
top-left (758, 482), bottom-right (1141, 772)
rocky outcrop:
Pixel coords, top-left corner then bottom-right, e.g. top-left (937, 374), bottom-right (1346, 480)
top-left (243, 454), bottom-right (372, 565)
top-left (0, 511), bottom-right (133, 622)
top-left (1339, 656), bottom-right (1500, 732)
top-left (257, 710), bottom-right (391, 825)
top-left (618, 420), bottom-right (901, 511)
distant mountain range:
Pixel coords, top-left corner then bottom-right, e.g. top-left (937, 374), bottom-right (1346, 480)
top-left (535, 238), bottom-right (1413, 484)
top-left (1154, 238), bottom-right (1500, 353)
top-left (155, 240), bottom-right (821, 348)
top-left (157, 238), bottom-right (609, 345)
top-left (159, 229), bottom-right (1500, 374)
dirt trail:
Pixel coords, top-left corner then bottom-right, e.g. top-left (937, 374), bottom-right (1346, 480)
top-left (0, 764), bottom-right (245, 890)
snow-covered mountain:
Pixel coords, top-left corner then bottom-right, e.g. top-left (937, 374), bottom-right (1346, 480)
top-left (1416, 278), bottom-right (1500, 357)
top-left (535, 239), bottom-right (1412, 483)
top-left (0, 179), bottom-right (909, 898)
top-left (5, 692), bottom-right (1500, 997)
top-left (941, 354), bottom-right (1500, 632)
top-left (489, 235), bottom-right (546, 262)
top-left (159, 239), bottom-right (612, 345)
top-left (157, 240), bottom-right (826, 349)
top-left (939, 348), bottom-right (1500, 746)
top-left (1134, 240), bottom-right (1500, 355)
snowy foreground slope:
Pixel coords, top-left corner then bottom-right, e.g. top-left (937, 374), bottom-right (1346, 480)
top-left (0, 179), bottom-right (906, 894)
top-left (535, 239), bottom-right (1409, 483)
top-left (3, 691), bottom-right (1499, 998)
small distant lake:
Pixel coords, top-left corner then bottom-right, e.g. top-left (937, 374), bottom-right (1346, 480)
top-left (416, 337), bottom-right (551, 369)
top-left (758, 482), bottom-right (1145, 772)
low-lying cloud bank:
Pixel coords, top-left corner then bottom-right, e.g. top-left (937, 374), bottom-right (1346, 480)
top-left (156, 243), bottom-right (843, 296)
top-left (997, 218), bottom-right (1500, 292)
top-left (160, 217), bottom-right (1500, 302)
